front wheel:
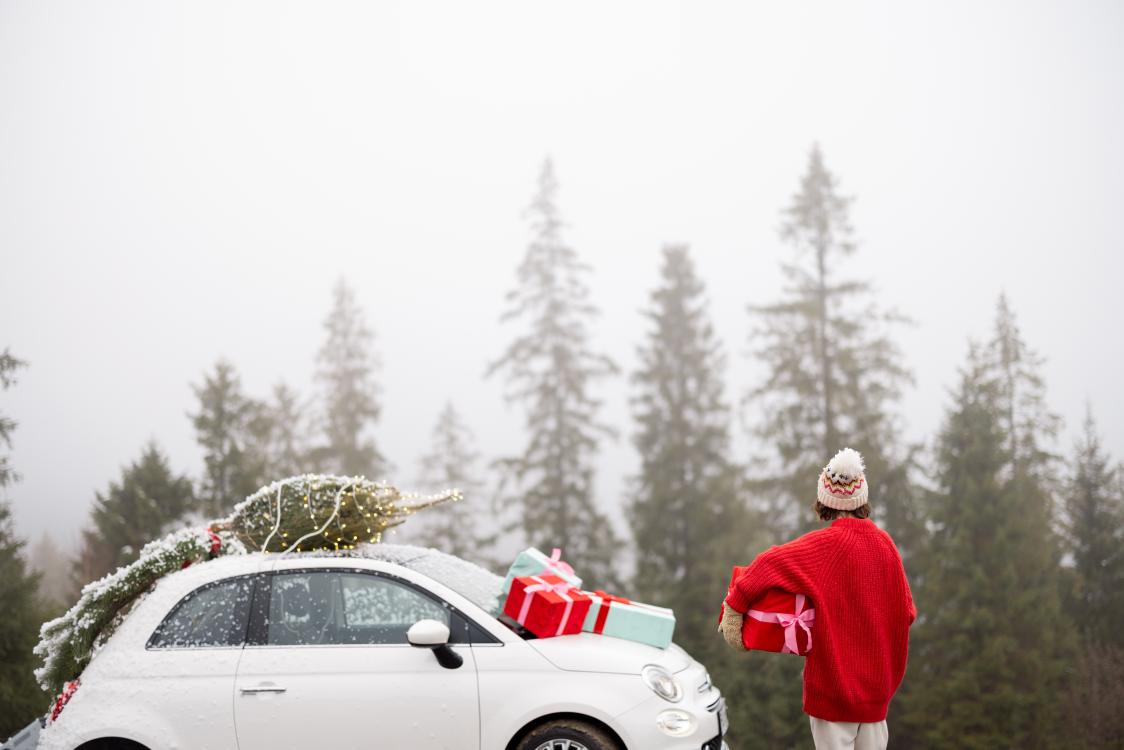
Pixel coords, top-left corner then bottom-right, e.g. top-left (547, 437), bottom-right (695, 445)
top-left (515, 719), bottom-right (621, 750)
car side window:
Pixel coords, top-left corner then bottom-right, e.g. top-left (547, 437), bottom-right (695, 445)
top-left (267, 571), bottom-right (451, 646)
top-left (149, 576), bottom-right (254, 648)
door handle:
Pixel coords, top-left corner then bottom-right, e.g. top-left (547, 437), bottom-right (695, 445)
top-left (240, 686), bottom-right (287, 694)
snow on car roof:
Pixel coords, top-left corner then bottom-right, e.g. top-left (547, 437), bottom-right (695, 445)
top-left (294, 543), bottom-right (504, 615)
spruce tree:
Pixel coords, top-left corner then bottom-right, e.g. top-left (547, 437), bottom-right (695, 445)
top-left (900, 344), bottom-right (1072, 748)
top-left (489, 159), bottom-right (619, 583)
top-left (1062, 408), bottom-right (1124, 648)
top-left (190, 361), bottom-right (267, 516)
top-left (265, 382), bottom-right (309, 476)
top-left (0, 501), bottom-right (47, 737)
top-left (76, 442), bottom-right (196, 584)
top-left (242, 382), bottom-right (311, 479)
top-left (628, 245), bottom-right (771, 745)
top-left (989, 293), bottom-right (1062, 474)
top-left (0, 347), bottom-right (26, 488)
top-left (1062, 409), bottom-right (1124, 749)
top-left (408, 402), bottom-right (492, 562)
top-left (29, 531), bottom-right (74, 610)
top-left (313, 279), bottom-right (386, 478)
top-left (630, 245), bottom-right (747, 601)
top-left (0, 349), bottom-right (46, 734)
top-left (745, 145), bottom-right (918, 548)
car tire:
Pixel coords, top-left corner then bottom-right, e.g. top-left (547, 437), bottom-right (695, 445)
top-left (514, 718), bottom-right (622, 750)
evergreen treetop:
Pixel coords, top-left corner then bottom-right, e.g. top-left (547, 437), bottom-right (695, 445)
top-left (988, 293), bottom-right (1062, 475)
top-left (264, 382), bottom-right (310, 476)
top-left (76, 442), bottom-right (196, 584)
top-left (1063, 407), bottom-right (1124, 649)
top-left (29, 531), bottom-right (73, 610)
top-left (409, 402), bottom-right (492, 562)
top-left (747, 145), bottom-right (914, 537)
top-left (630, 244), bottom-right (745, 594)
top-left (314, 279), bottom-right (386, 478)
top-left (190, 360), bottom-right (267, 516)
top-left (0, 348), bottom-right (27, 489)
top-left (901, 343), bottom-right (1072, 748)
top-left (489, 159), bottom-right (619, 583)
top-left (628, 245), bottom-right (779, 747)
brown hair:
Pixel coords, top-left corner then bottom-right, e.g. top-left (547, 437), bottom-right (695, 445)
top-left (814, 501), bottom-right (872, 522)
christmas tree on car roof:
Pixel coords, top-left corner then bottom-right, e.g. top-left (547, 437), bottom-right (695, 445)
top-left (35, 474), bottom-right (459, 699)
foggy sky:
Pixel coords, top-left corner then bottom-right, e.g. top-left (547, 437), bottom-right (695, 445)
top-left (2, 0), bottom-right (1123, 547)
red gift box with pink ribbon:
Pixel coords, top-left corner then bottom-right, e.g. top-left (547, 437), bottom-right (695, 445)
top-left (503, 574), bottom-right (592, 638)
top-left (721, 566), bottom-right (815, 655)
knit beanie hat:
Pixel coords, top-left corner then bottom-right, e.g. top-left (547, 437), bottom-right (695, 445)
top-left (817, 447), bottom-right (869, 511)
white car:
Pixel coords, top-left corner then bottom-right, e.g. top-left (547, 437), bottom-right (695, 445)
top-left (39, 545), bottom-right (728, 750)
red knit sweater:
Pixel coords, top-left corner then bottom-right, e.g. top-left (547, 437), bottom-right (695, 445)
top-left (725, 517), bottom-right (916, 723)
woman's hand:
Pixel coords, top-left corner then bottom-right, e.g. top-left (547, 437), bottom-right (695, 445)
top-left (718, 604), bottom-right (748, 651)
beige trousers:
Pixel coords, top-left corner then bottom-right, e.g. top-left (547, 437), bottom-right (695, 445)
top-left (809, 716), bottom-right (889, 750)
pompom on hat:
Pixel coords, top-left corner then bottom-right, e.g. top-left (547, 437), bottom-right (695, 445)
top-left (817, 448), bottom-right (869, 511)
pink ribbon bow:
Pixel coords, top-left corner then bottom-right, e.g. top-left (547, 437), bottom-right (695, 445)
top-left (747, 593), bottom-right (815, 654)
top-left (518, 575), bottom-right (578, 636)
top-left (543, 548), bottom-right (576, 579)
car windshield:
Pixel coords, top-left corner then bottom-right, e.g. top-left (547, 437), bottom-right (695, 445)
top-left (340, 544), bottom-right (504, 617)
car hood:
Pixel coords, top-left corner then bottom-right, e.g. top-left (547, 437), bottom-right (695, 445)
top-left (527, 634), bottom-right (693, 675)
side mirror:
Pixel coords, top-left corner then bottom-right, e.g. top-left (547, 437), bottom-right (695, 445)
top-left (407, 619), bottom-right (463, 669)
top-left (407, 619), bottom-right (450, 646)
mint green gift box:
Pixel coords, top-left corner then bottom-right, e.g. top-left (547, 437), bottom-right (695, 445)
top-left (582, 592), bottom-right (676, 649)
top-left (500, 547), bottom-right (583, 597)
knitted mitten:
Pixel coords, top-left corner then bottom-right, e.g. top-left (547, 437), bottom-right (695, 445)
top-left (719, 604), bottom-right (747, 651)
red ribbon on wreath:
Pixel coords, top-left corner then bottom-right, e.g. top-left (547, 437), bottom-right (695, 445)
top-left (207, 527), bottom-right (222, 555)
top-left (182, 528), bottom-right (223, 569)
top-left (50, 679), bottom-right (80, 722)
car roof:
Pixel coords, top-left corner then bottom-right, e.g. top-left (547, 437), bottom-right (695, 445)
top-left (266, 543), bottom-right (504, 615)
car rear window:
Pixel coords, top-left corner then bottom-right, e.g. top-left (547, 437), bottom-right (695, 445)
top-left (148, 576), bottom-right (254, 648)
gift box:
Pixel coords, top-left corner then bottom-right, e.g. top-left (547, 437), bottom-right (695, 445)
top-left (581, 590), bottom-right (676, 649)
top-left (500, 547), bottom-right (583, 596)
top-left (503, 575), bottom-right (592, 638)
top-left (721, 566), bottom-right (814, 655)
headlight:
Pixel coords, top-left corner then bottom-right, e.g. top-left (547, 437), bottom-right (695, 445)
top-left (641, 664), bottom-right (683, 703)
top-left (655, 708), bottom-right (697, 737)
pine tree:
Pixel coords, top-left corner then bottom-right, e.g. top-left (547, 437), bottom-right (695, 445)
top-left (407, 402), bottom-right (492, 562)
top-left (745, 145), bottom-right (918, 548)
top-left (313, 279), bottom-right (386, 478)
top-left (29, 531), bottom-right (75, 610)
top-left (628, 245), bottom-right (773, 745)
top-left (190, 360), bottom-right (267, 516)
top-left (489, 159), bottom-right (619, 583)
top-left (0, 347), bottom-right (27, 488)
top-left (0, 349), bottom-right (46, 735)
top-left (1063, 408), bottom-right (1124, 647)
top-left (242, 382), bottom-right (311, 479)
top-left (1062, 408), bottom-right (1124, 749)
top-left (265, 382), bottom-right (309, 475)
top-left (630, 246), bottom-right (747, 600)
top-left (75, 442), bottom-right (196, 585)
top-left (0, 501), bottom-right (47, 737)
top-left (989, 293), bottom-right (1062, 475)
top-left (900, 344), bottom-right (1072, 748)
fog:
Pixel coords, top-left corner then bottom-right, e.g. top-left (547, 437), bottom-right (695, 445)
top-left (2, 0), bottom-right (1123, 545)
